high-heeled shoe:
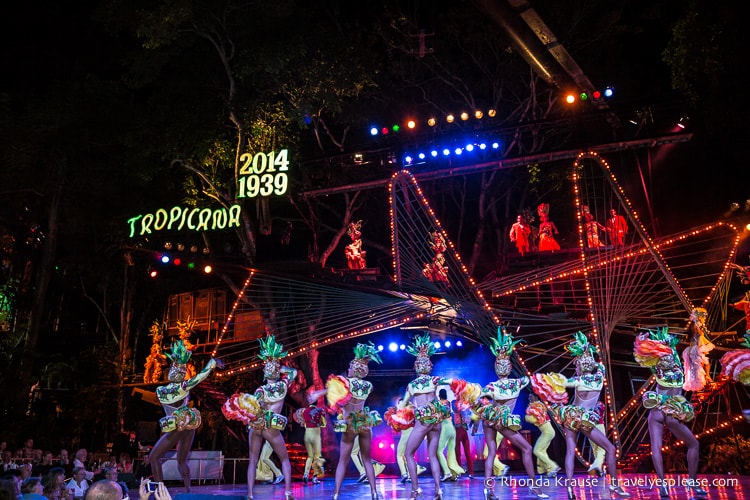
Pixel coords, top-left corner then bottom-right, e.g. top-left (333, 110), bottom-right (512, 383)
top-left (409, 489), bottom-right (422, 499)
top-left (483, 488), bottom-right (499, 500)
top-left (284, 492), bottom-right (294, 500)
top-left (371, 490), bottom-right (382, 500)
top-left (530, 486), bottom-right (549, 499)
top-left (312, 476), bottom-right (320, 485)
top-left (689, 485), bottom-right (709, 498)
top-left (608, 484), bottom-right (631, 498)
top-left (566, 484), bottom-right (575, 500)
top-left (302, 474), bottom-right (308, 484)
top-left (433, 489), bottom-right (443, 500)
top-left (331, 494), bottom-right (338, 500)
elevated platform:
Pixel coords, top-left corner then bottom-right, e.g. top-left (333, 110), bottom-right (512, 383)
top-left (134, 473), bottom-right (750, 499)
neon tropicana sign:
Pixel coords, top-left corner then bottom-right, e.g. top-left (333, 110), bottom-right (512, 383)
top-left (127, 205), bottom-right (242, 237)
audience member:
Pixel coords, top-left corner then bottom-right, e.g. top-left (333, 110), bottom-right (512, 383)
top-left (72, 451), bottom-right (98, 482)
top-left (1, 453), bottom-right (16, 472)
top-left (15, 441), bottom-right (35, 463)
top-left (65, 468), bottom-right (89, 500)
top-left (0, 478), bottom-right (19, 500)
top-left (116, 455), bottom-right (132, 475)
top-left (32, 453), bottom-right (54, 478)
top-left (136, 480), bottom-right (171, 500)
top-left (82, 481), bottom-right (122, 500)
top-left (21, 478), bottom-right (45, 500)
top-left (1, 470), bottom-right (21, 499)
top-left (43, 467), bottom-right (71, 500)
top-left (101, 469), bottom-right (126, 500)
top-left (17, 466), bottom-right (31, 483)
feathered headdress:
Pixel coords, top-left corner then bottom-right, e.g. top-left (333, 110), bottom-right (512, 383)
top-left (352, 341), bottom-right (383, 365)
top-left (258, 335), bottom-right (287, 362)
top-left (407, 333), bottom-right (435, 374)
top-left (490, 326), bottom-right (524, 359)
top-left (349, 341), bottom-right (383, 378)
top-left (633, 326), bottom-right (678, 368)
top-left (165, 340), bottom-right (192, 366)
top-left (537, 203), bottom-right (550, 218)
top-left (347, 220), bottom-right (363, 240)
top-left (566, 331), bottom-right (598, 358)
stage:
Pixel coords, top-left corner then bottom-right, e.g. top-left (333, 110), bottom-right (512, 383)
top-left (139, 473), bottom-right (750, 499)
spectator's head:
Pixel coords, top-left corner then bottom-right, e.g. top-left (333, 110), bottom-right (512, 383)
top-left (19, 463), bottom-right (32, 480)
top-left (84, 480), bottom-right (123, 500)
top-left (59, 450), bottom-right (69, 463)
top-left (1, 451), bottom-right (11, 463)
top-left (45, 467), bottom-right (66, 489)
top-left (72, 467), bottom-right (87, 483)
top-left (103, 467), bottom-right (118, 482)
top-left (74, 449), bottom-right (87, 463)
top-left (0, 478), bottom-right (18, 500)
top-left (0, 441), bottom-right (6, 452)
top-left (32, 450), bottom-right (42, 463)
top-left (23, 439), bottom-right (33, 450)
top-left (21, 477), bottom-right (43, 495)
top-left (1, 470), bottom-right (21, 495)
top-left (438, 389), bottom-right (447, 400)
top-left (42, 451), bottom-right (53, 465)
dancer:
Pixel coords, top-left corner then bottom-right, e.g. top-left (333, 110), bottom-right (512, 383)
top-left (509, 215), bottom-right (532, 256)
top-left (606, 209), bottom-right (628, 246)
top-left (730, 291), bottom-right (750, 334)
top-left (475, 327), bottom-right (547, 500)
top-left (682, 307), bottom-right (715, 392)
top-left (436, 389), bottom-right (464, 481)
top-left (256, 441), bottom-right (283, 484)
top-left (351, 437), bottom-right (385, 483)
top-left (293, 397), bottom-right (326, 484)
top-left (398, 333), bottom-right (457, 500)
top-left (326, 342), bottom-right (383, 500)
top-left (524, 394), bottom-right (560, 477)
top-left (452, 401), bottom-right (474, 479)
top-left (720, 331), bottom-right (750, 422)
top-left (384, 400), bottom-right (427, 483)
top-left (222, 335), bottom-right (296, 500)
top-left (344, 220), bottom-right (366, 270)
top-left (634, 325), bottom-right (705, 498)
top-left (537, 204), bottom-right (561, 252)
top-left (147, 340), bottom-right (218, 493)
top-left (586, 401), bottom-right (606, 476)
top-left (533, 331), bottom-right (629, 498)
top-left (581, 206), bottom-right (605, 248)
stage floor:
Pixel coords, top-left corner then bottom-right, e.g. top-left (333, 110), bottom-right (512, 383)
top-left (150, 473), bottom-right (750, 500)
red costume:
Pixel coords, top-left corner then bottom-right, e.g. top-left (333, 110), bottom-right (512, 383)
top-left (606, 209), bottom-right (628, 246)
top-left (509, 215), bottom-right (532, 255)
top-left (345, 220), bottom-right (366, 270)
top-left (536, 204), bottom-right (560, 252)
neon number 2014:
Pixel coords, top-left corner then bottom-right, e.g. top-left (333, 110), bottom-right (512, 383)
top-left (239, 149), bottom-right (290, 175)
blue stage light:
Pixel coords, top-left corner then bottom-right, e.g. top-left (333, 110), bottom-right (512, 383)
top-left (492, 142), bottom-right (500, 149)
top-left (377, 345), bottom-right (384, 351)
top-left (389, 342), bottom-right (398, 352)
top-left (370, 127), bottom-right (379, 136)
top-left (456, 340), bottom-right (463, 347)
top-left (465, 144), bottom-right (474, 152)
top-left (431, 150), bottom-right (438, 157)
top-left (418, 153), bottom-right (426, 160)
top-left (399, 344), bottom-right (406, 350)
top-left (442, 148), bottom-right (450, 156)
top-left (479, 143), bottom-right (487, 150)
top-left (454, 148), bottom-right (462, 155)
top-left (404, 155), bottom-right (413, 164)
top-left (444, 341), bottom-right (451, 348)
top-left (161, 254), bottom-right (170, 264)
top-left (433, 341), bottom-right (441, 349)
top-left (604, 86), bottom-right (614, 98)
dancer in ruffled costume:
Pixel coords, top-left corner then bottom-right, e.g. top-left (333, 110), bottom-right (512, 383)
top-left (222, 336), bottom-right (296, 500)
top-left (586, 401), bottom-right (606, 476)
top-left (634, 326), bottom-right (706, 498)
top-left (720, 331), bottom-right (750, 422)
top-left (147, 340), bottom-right (218, 492)
top-left (397, 333), bottom-right (475, 500)
top-left (324, 342), bottom-right (383, 500)
top-left (476, 327), bottom-right (548, 500)
top-left (532, 332), bottom-right (629, 499)
top-left (292, 394), bottom-right (326, 485)
top-left (524, 394), bottom-right (560, 477)
top-left (537, 204), bottom-right (560, 252)
top-left (384, 400), bottom-right (428, 483)
top-left (344, 220), bottom-right (367, 270)
top-left (436, 389), bottom-right (464, 481)
top-left (682, 308), bottom-right (715, 392)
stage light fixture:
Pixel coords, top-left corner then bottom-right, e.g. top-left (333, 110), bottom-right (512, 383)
top-left (389, 342), bottom-right (398, 352)
top-left (160, 254), bottom-right (170, 264)
top-left (381, 127), bottom-right (389, 135)
top-left (203, 265), bottom-right (213, 274)
top-left (454, 148), bottom-right (462, 155)
top-left (407, 120), bottom-right (416, 129)
top-left (418, 153), bottom-right (426, 160)
top-left (604, 86), bottom-right (614, 98)
top-left (565, 93), bottom-right (576, 104)
top-left (404, 155), bottom-right (414, 165)
top-left (147, 267), bottom-right (158, 278)
top-left (187, 262), bottom-right (196, 270)
top-left (177, 243), bottom-right (185, 251)
top-left (442, 148), bottom-right (450, 156)
top-left (677, 115), bottom-right (689, 129)
top-left (579, 92), bottom-right (589, 101)
top-left (475, 110), bottom-right (483, 119)
top-left (492, 142), bottom-right (500, 149)
top-left (399, 344), bottom-right (406, 350)
top-left (479, 143), bottom-right (487, 150)
top-left (431, 150), bottom-right (438, 157)
top-left (392, 124), bottom-right (400, 132)
top-left (592, 90), bottom-right (602, 100)
top-left (456, 340), bottom-right (463, 347)
top-left (370, 127), bottom-right (378, 136)
top-left (460, 112), bottom-right (469, 121)
top-left (465, 144), bottom-right (474, 152)
top-left (173, 258), bottom-right (182, 266)
top-left (433, 341), bottom-right (441, 349)
top-left (164, 242), bottom-right (173, 250)
top-left (444, 341), bottom-right (451, 348)
top-left (488, 109), bottom-right (497, 117)
top-left (377, 345), bottom-right (384, 351)
top-left (353, 153), bottom-right (364, 164)
top-left (446, 114), bottom-right (455, 123)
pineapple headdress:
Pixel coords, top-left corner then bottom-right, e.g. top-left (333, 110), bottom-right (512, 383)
top-left (166, 340), bottom-right (192, 366)
top-left (490, 326), bottom-right (524, 376)
top-left (566, 331), bottom-right (598, 358)
top-left (407, 333), bottom-right (436, 374)
top-left (258, 335), bottom-right (287, 362)
top-left (634, 326), bottom-right (679, 369)
top-left (349, 341), bottom-right (383, 378)
top-left (258, 335), bottom-right (287, 380)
